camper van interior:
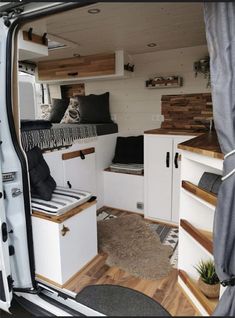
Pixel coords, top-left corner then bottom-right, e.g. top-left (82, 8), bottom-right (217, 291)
top-left (0, 1), bottom-right (228, 317)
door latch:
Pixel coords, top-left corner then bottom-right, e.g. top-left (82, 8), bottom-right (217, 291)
top-left (11, 188), bottom-right (22, 197)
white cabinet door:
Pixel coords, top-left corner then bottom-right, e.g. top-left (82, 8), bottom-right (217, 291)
top-left (144, 135), bottom-right (173, 221)
top-left (63, 153), bottom-right (96, 195)
top-left (171, 136), bottom-right (194, 223)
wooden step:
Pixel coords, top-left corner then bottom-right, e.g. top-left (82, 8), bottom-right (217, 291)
top-left (182, 180), bottom-right (217, 206)
top-left (178, 270), bottom-right (219, 315)
top-left (180, 219), bottom-right (213, 254)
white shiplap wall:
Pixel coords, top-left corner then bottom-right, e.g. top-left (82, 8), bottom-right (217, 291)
top-left (85, 45), bottom-right (210, 135)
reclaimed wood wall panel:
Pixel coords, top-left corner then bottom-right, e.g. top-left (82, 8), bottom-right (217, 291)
top-left (37, 53), bottom-right (115, 81)
top-left (161, 93), bottom-right (212, 130)
top-left (61, 83), bottom-right (85, 99)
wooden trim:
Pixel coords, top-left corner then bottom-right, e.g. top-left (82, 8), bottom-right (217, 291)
top-left (180, 219), bottom-right (213, 254)
top-left (36, 274), bottom-right (63, 288)
top-left (32, 201), bottom-right (96, 224)
top-left (63, 255), bottom-right (99, 288)
top-left (182, 180), bottom-right (217, 206)
top-left (23, 30), bottom-right (48, 46)
top-left (178, 270), bottom-right (218, 315)
top-left (62, 147), bottom-right (95, 160)
top-left (177, 283), bottom-right (201, 316)
top-left (36, 255), bottom-right (99, 289)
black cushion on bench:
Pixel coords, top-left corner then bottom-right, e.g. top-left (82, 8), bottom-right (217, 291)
top-left (26, 146), bottom-right (56, 201)
top-left (112, 135), bottom-right (144, 164)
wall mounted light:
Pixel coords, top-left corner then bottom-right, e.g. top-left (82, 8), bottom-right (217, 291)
top-left (88, 8), bottom-right (101, 14)
top-left (147, 43), bottom-right (157, 48)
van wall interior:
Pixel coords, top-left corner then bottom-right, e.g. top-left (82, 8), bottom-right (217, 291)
top-left (49, 45), bottom-right (210, 136)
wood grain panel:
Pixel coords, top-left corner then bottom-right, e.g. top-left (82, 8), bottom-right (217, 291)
top-left (62, 147), bottom-right (95, 161)
top-left (178, 131), bottom-right (223, 159)
top-left (61, 83), bottom-right (85, 99)
top-left (23, 30), bottom-right (48, 46)
top-left (37, 53), bottom-right (115, 80)
top-left (161, 93), bottom-right (212, 130)
top-left (32, 201), bottom-right (96, 224)
top-left (182, 180), bottom-right (217, 206)
top-left (180, 219), bottom-right (213, 254)
top-left (178, 270), bottom-right (218, 315)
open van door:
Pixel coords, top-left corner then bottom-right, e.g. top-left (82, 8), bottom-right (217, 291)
top-left (0, 169), bottom-right (13, 313)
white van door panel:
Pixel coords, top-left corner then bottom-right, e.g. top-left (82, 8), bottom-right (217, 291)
top-left (0, 163), bottom-right (13, 312)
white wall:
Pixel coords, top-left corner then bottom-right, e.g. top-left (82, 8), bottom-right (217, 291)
top-left (85, 45), bottom-right (210, 136)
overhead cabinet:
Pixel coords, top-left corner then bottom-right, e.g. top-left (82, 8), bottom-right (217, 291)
top-left (144, 133), bottom-right (195, 224)
top-left (36, 50), bottom-right (129, 83)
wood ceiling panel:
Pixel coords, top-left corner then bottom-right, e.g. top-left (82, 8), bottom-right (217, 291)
top-left (33, 2), bottom-right (205, 61)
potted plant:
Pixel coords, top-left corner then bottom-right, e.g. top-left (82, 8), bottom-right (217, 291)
top-left (194, 259), bottom-right (220, 299)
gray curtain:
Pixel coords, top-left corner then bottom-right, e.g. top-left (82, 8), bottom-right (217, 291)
top-left (204, 3), bottom-right (235, 316)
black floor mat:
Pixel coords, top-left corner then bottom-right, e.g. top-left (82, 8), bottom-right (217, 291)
top-left (76, 284), bottom-right (171, 316)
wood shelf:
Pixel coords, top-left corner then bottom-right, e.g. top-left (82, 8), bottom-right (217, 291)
top-left (180, 219), bottom-right (213, 254)
top-left (178, 270), bottom-right (218, 315)
top-left (182, 180), bottom-right (217, 206)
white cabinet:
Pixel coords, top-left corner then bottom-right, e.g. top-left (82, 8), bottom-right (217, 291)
top-left (32, 202), bottom-right (98, 287)
top-left (144, 134), bottom-right (194, 224)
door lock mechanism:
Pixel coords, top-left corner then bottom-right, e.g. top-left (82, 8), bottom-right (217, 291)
top-left (11, 188), bottom-right (22, 197)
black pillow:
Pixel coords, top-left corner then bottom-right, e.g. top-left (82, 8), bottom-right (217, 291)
top-left (198, 172), bottom-right (222, 195)
top-left (112, 135), bottom-right (144, 164)
top-left (26, 146), bottom-right (56, 201)
top-left (49, 98), bottom-right (70, 123)
top-left (77, 92), bottom-right (113, 123)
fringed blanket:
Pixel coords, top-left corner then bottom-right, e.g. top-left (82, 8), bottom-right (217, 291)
top-left (21, 123), bottom-right (97, 152)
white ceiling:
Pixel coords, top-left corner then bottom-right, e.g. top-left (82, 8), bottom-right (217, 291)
top-left (31, 2), bottom-right (206, 61)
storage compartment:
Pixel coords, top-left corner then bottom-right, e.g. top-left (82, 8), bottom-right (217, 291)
top-left (32, 202), bottom-right (98, 287)
top-left (104, 169), bottom-right (144, 213)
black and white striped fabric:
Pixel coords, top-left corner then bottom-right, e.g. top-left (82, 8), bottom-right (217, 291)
top-left (31, 186), bottom-right (92, 216)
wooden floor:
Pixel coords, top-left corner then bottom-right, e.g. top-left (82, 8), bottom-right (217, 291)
top-left (65, 207), bottom-right (198, 316)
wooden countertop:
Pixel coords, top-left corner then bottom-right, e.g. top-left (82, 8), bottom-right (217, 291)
top-left (178, 131), bottom-right (223, 160)
top-left (144, 128), bottom-right (204, 136)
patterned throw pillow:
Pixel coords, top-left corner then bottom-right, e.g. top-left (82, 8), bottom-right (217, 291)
top-left (40, 104), bottom-right (52, 120)
top-left (60, 98), bottom-right (80, 123)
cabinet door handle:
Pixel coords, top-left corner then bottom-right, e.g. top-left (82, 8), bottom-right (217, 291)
top-left (67, 72), bottom-right (78, 76)
top-left (61, 225), bottom-right (70, 237)
top-left (166, 152), bottom-right (170, 168)
top-left (174, 152), bottom-right (179, 169)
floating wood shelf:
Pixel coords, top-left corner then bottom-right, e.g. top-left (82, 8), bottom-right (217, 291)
top-left (178, 270), bottom-right (218, 315)
top-left (180, 219), bottom-right (213, 254)
top-left (182, 180), bottom-right (217, 206)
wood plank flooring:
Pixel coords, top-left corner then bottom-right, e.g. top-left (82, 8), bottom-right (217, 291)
top-left (65, 207), bottom-right (198, 316)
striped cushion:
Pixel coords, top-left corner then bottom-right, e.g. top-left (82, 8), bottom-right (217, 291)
top-left (31, 186), bottom-right (92, 216)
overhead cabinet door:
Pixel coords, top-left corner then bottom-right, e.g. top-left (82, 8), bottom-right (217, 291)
top-left (144, 135), bottom-right (173, 221)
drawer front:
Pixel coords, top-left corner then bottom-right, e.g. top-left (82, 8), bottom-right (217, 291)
top-left (59, 205), bottom-right (98, 284)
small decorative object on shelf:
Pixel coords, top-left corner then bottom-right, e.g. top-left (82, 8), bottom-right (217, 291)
top-left (124, 63), bottom-right (135, 72)
top-left (145, 75), bottom-right (182, 88)
top-left (194, 259), bottom-right (220, 299)
top-left (193, 56), bottom-right (210, 88)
